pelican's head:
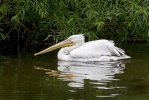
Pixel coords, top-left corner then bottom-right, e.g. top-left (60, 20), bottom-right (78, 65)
top-left (68, 34), bottom-right (84, 44)
top-left (34, 34), bottom-right (84, 56)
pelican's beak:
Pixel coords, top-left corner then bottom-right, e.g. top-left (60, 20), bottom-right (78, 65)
top-left (34, 39), bottom-right (75, 56)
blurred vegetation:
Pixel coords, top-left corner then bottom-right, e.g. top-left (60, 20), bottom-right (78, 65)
top-left (0, 0), bottom-right (149, 51)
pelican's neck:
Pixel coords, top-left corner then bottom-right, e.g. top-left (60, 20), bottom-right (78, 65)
top-left (58, 41), bottom-right (84, 61)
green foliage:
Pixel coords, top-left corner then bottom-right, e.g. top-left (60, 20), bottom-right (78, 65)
top-left (0, 0), bottom-right (149, 43)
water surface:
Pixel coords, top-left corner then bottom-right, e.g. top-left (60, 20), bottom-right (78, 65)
top-left (0, 44), bottom-right (149, 100)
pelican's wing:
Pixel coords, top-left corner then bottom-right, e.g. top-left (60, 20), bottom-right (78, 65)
top-left (69, 40), bottom-right (125, 58)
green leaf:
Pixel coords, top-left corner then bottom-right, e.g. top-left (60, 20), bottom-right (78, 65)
top-left (44, 34), bottom-right (52, 41)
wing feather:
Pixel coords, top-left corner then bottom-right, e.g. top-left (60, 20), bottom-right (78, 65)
top-left (70, 40), bottom-right (123, 58)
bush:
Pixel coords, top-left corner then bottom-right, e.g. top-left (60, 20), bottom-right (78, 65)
top-left (0, 0), bottom-right (149, 43)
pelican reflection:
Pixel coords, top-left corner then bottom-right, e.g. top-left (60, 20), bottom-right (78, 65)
top-left (35, 61), bottom-right (127, 89)
top-left (57, 61), bottom-right (125, 88)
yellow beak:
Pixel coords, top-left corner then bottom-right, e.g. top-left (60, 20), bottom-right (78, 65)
top-left (34, 39), bottom-right (75, 56)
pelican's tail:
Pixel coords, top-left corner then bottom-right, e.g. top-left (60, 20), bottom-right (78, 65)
top-left (111, 55), bottom-right (131, 61)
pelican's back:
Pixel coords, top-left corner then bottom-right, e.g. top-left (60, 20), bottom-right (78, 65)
top-left (69, 40), bottom-right (126, 59)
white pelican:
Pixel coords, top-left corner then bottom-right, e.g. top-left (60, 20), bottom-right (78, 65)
top-left (34, 34), bottom-right (130, 61)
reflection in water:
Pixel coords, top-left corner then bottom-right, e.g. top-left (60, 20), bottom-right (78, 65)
top-left (34, 61), bottom-right (127, 97)
top-left (57, 61), bottom-right (125, 89)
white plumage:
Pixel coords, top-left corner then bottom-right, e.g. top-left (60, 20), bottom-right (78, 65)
top-left (34, 34), bottom-right (130, 61)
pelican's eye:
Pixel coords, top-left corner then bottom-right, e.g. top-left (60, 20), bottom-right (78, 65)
top-left (68, 38), bottom-right (73, 42)
top-left (69, 38), bottom-right (72, 40)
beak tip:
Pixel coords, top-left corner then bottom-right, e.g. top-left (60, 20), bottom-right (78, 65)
top-left (34, 53), bottom-right (37, 56)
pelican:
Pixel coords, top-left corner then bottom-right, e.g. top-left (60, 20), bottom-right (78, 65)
top-left (34, 34), bottom-right (130, 61)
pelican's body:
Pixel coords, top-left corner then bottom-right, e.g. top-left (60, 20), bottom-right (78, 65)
top-left (34, 34), bottom-right (130, 61)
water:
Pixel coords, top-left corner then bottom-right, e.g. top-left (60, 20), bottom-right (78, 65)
top-left (0, 44), bottom-right (149, 100)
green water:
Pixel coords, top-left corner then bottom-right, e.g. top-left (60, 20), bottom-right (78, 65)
top-left (0, 44), bottom-right (149, 100)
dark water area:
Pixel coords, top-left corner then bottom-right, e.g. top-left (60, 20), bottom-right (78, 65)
top-left (0, 44), bottom-right (149, 100)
